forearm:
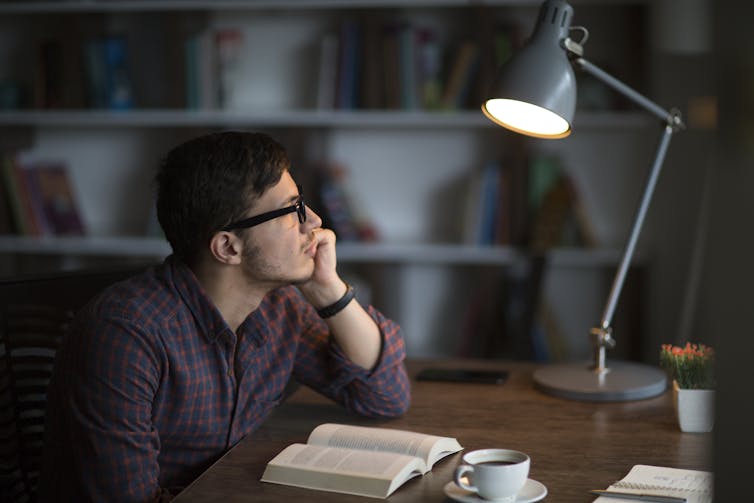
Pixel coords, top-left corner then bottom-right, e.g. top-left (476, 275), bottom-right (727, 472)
top-left (302, 276), bottom-right (382, 371)
top-left (291, 288), bottom-right (411, 418)
top-left (324, 296), bottom-right (382, 370)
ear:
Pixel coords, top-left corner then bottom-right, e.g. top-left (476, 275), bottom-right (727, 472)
top-left (209, 231), bottom-right (243, 265)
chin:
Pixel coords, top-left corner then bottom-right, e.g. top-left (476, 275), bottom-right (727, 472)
top-left (289, 262), bottom-right (315, 285)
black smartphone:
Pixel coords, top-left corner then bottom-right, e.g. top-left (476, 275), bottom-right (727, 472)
top-left (415, 368), bottom-right (509, 385)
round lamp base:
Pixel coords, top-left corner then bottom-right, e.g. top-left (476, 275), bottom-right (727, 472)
top-left (533, 361), bottom-right (667, 402)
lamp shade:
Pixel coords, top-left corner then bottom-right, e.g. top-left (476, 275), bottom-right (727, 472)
top-left (482, 0), bottom-right (577, 138)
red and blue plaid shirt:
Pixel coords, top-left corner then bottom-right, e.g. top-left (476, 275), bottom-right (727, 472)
top-left (40, 257), bottom-right (410, 502)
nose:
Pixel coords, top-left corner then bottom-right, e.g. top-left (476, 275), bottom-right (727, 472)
top-left (303, 205), bottom-right (322, 229)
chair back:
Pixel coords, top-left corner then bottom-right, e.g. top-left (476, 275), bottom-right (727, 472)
top-left (0, 267), bottom-right (144, 503)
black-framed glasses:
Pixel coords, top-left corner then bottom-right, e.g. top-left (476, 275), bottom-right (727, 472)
top-left (222, 184), bottom-right (306, 231)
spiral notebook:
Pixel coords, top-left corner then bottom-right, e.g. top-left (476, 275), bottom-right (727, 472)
top-left (593, 465), bottom-right (713, 503)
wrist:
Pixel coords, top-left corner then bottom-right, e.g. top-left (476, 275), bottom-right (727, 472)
top-left (316, 283), bottom-right (355, 319)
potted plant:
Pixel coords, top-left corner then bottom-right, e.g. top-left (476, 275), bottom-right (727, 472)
top-left (660, 343), bottom-right (715, 432)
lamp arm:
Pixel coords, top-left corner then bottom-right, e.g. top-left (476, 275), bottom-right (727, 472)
top-left (594, 125), bottom-right (673, 355)
top-left (570, 56), bottom-right (684, 372)
top-left (573, 57), bottom-right (684, 130)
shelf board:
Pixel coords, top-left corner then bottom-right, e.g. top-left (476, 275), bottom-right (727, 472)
top-left (0, 236), bottom-right (626, 267)
top-left (0, 1), bottom-right (552, 14)
top-left (0, 109), bottom-right (490, 129)
top-left (338, 242), bottom-right (523, 265)
top-left (340, 242), bottom-right (628, 267)
top-left (0, 109), bottom-right (650, 130)
top-left (0, 0), bottom-right (649, 13)
top-left (0, 236), bottom-right (172, 257)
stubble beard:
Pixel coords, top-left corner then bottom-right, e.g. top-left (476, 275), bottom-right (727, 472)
top-left (241, 241), bottom-right (314, 288)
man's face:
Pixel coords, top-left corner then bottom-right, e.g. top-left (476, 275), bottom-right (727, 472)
top-left (238, 171), bottom-right (321, 287)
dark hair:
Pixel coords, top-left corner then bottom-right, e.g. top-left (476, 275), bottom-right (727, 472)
top-left (155, 131), bottom-right (289, 265)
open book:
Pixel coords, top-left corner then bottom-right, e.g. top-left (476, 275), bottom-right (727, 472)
top-left (593, 465), bottom-right (713, 503)
top-left (260, 423), bottom-right (463, 499)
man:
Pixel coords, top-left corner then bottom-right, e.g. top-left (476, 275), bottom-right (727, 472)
top-left (39, 131), bottom-right (410, 502)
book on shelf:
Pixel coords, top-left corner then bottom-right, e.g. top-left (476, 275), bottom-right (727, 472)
top-left (315, 32), bottom-right (339, 109)
top-left (260, 423), bottom-right (463, 499)
top-left (16, 160), bottom-right (49, 236)
top-left (214, 28), bottom-right (244, 109)
top-left (0, 155), bottom-right (85, 237)
top-left (336, 20), bottom-right (362, 110)
top-left (185, 28), bottom-right (243, 110)
top-left (0, 165), bottom-right (13, 235)
top-left (416, 26), bottom-right (442, 110)
top-left (462, 160), bottom-right (522, 246)
top-left (318, 17), bottom-right (501, 112)
top-left (527, 155), bottom-right (597, 250)
top-left (440, 40), bottom-right (479, 110)
top-left (84, 35), bottom-right (133, 110)
top-left (471, 17), bottom-right (523, 109)
top-left (183, 33), bottom-right (203, 109)
top-left (360, 15), bottom-right (384, 110)
top-left (398, 22), bottom-right (418, 110)
top-left (462, 161), bottom-right (503, 246)
top-left (381, 22), bottom-right (402, 109)
top-left (592, 464), bottom-right (713, 503)
top-left (36, 39), bottom-right (65, 109)
top-left (314, 164), bottom-right (377, 242)
top-left (0, 155), bottom-right (24, 235)
top-left (35, 34), bottom-right (87, 109)
top-left (30, 161), bottom-right (86, 236)
top-left (2, 155), bottom-right (48, 236)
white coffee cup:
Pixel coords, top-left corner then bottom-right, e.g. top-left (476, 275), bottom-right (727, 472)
top-left (453, 448), bottom-right (530, 501)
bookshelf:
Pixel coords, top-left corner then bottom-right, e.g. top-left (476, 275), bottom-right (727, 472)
top-left (0, 0), bottom-right (664, 360)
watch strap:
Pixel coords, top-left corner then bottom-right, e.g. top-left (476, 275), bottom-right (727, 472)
top-left (316, 283), bottom-right (355, 319)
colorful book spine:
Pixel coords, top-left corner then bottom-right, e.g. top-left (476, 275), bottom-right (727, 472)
top-left (316, 33), bottom-right (339, 110)
top-left (336, 21), bottom-right (361, 110)
top-left (85, 36), bottom-right (133, 109)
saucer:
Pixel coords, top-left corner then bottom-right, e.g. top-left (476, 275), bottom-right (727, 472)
top-left (443, 478), bottom-right (547, 503)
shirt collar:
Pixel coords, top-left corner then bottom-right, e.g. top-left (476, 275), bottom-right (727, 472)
top-left (164, 255), bottom-right (234, 344)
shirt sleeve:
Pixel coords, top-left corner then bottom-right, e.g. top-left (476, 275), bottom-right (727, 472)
top-left (289, 291), bottom-right (411, 418)
top-left (44, 312), bottom-right (163, 503)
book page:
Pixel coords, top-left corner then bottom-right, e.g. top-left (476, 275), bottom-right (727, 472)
top-left (594, 465), bottom-right (713, 503)
top-left (260, 443), bottom-right (424, 498)
top-left (307, 423), bottom-right (462, 471)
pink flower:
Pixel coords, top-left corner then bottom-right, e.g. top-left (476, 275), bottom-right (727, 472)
top-left (659, 342), bottom-right (715, 390)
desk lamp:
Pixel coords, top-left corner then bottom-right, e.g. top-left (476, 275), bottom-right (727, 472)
top-left (482, 0), bottom-right (684, 401)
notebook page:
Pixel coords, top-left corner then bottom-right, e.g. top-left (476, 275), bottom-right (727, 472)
top-left (593, 465), bottom-right (713, 503)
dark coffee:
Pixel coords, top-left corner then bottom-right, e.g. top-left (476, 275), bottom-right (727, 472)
top-left (478, 461), bottom-right (518, 466)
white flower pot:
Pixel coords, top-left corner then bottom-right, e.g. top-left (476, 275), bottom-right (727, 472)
top-left (673, 380), bottom-right (715, 433)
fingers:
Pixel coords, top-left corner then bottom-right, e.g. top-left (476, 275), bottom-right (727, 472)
top-left (313, 227), bottom-right (336, 247)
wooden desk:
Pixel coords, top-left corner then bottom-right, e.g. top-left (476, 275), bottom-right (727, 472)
top-left (174, 360), bottom-right (712, 502)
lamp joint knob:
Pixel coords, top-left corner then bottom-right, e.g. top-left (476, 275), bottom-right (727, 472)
top-left (590, 326), bottom-right (616, 349)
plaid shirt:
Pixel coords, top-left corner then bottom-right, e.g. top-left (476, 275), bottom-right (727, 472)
top-left (40, 257), bottom-right (410, 502)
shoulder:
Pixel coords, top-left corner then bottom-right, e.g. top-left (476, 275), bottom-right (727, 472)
top-left (87, 267), bottom-right (177, 324)
top-left (56, 268), bottom-right (175, 381)
top-left (72, 266), bottom-right (184, 352)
